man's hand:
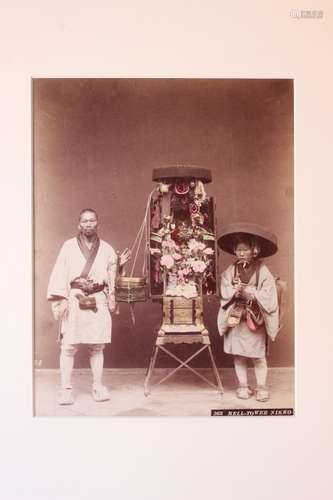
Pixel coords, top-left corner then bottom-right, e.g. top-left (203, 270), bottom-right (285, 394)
top-left (240, 287), bottom-right (255, 302)
top-left (232, 277), bottom-right (243, 297)
top-left (119, 248), bottom-right (131, 268)
top-left (51, 299), bottom-right (68, 320)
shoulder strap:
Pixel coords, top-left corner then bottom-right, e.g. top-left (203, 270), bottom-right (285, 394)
top-left (77, 236), bottom-right (100, 279)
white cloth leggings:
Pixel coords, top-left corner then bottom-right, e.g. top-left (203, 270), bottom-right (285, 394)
top-left (60, 343), bottom-right (105, 389)
top-left (234, 355), bottom-right (268, 388)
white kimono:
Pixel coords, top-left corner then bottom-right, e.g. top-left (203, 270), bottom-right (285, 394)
top-left (217, 262), bottom-right (279, 358)
top-left (47, 237), bottom-right (117, 345)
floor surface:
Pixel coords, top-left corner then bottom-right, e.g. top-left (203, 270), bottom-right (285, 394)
top-left (34, 367), bottom-right (294, 417)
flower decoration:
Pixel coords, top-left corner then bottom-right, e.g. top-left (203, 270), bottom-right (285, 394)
top-left (153, 219), bottom-right (215, 298)
top-left (191, 260), bottom-right (206, 273)
top-left (203, 247), bottom-right (214, 255)
top-left (165, 282), bottom-right (197, 299)
top-left (188, 239), bottom-right (205, 252)
top-left (150, 181), bottom-right (215, 298)
top-left (181, 267), bottom-right (191, 276)
top-left (160, 254), bottom-right (175, 269)
top-left (173, 253), bottom-right (182, 261)
top-left (162, 237), bottom-right (178, 251)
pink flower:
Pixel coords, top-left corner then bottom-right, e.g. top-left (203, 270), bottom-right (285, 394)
top-left (160, 254), bottom-right (175, 269)
top-left (182, 267), bottom-right (191, 276)
top-left (173, 253), bottom-right (182, 261)
top-left (188, 239), bottom-right (205, 252)
top-left (191, 260), bottom-right (206, 273)
top-left (188, 239), bottom-right (198, 250)
top-left (203, 247), bottom-right (214, 255)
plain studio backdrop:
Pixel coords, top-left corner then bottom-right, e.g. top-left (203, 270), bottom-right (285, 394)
top-left (33, 78), bottom-right (294, 370)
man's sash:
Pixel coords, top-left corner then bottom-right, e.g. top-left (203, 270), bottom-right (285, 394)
top-left (77, 234), bottom-right (100, 278)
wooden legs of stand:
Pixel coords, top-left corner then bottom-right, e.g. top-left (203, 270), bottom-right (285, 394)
top-left (144, 339), bottom-right (223, 396)
top-left (144, 345), bottom-right (159, 396)
top-left (207, 345), bottom-right (224, 394)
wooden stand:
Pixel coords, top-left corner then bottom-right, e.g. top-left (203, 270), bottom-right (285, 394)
top-left (144, 297), bottom-right (223, 396)
top-left (146, 166), bottom-right (222, 396)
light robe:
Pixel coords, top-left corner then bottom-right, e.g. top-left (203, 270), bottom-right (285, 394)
top-left (47, 237), bottom-right (117, 345)
top-left (217, 262), bottom-right (279, 358)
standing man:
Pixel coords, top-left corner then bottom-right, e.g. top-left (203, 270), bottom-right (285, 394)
top-left (47, 208), bottom-right (130, 405)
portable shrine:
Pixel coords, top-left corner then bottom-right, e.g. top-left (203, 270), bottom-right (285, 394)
top-left (143, 164), bottom-right (223, 395)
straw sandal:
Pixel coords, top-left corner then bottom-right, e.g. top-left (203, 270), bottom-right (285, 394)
top-left (236, 386), bottom-right (254, 400)
top-left (255, 387), bottom-right (270, 402)
top-left (92, 384), bottom-right (110, 402)
top-left (58, 388), bottom-right (74, 405)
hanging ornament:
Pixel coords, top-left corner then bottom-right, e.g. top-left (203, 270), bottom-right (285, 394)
top-left (174, 181), bottom-right (190, 195)
top-left (194, 180), bottom-right (207, 202)
top-left (190, 202), bottom-right (200, 215)
top-left (158, 182), bottom-right (171, 193)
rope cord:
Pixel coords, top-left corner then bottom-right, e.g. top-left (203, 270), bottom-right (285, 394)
top-left (142, 192), bottom-right (152, 277)
top-left (129, 189), bottom-right (155, 277)
top-left (143, 202), bottom-right (149, 277)
top-left (130, 219), bottom-right (146, 277)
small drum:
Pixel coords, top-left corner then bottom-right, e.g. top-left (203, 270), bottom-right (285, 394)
top-left (115, 276), bottom-right (148, 303)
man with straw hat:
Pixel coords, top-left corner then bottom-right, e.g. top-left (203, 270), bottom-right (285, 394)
top-left (217, 222), bottom-right (279, 402)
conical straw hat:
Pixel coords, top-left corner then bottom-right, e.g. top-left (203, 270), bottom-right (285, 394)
top-left (217, 222), bottom-right (278, 257)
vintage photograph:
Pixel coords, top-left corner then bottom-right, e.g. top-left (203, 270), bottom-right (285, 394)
top-left (33, 78), bottom-right (294, 416)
